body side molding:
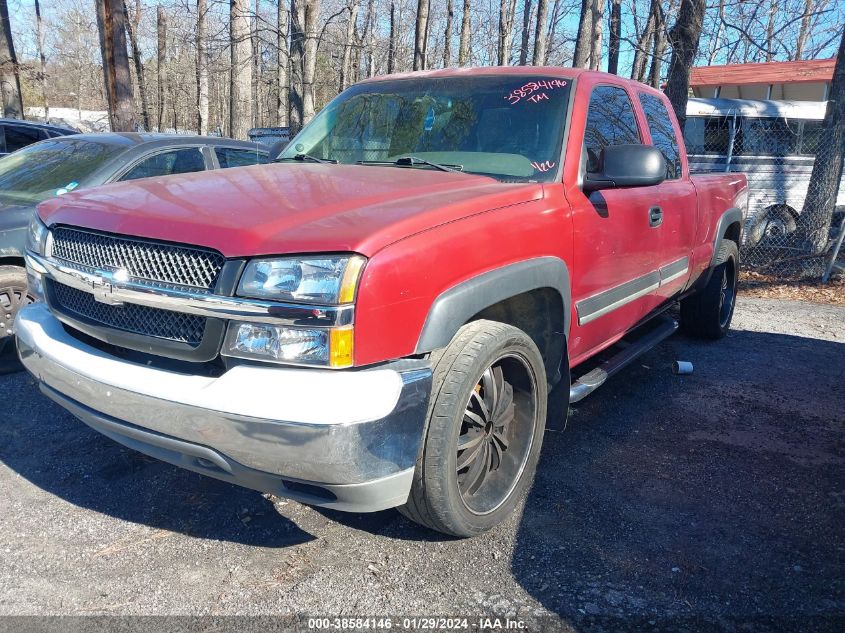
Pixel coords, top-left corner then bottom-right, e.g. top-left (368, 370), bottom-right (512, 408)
top-left (415, 257), bottom-right (571, 353)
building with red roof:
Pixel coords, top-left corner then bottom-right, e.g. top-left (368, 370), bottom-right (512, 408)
top-left (690, 58), bottom-right (835, 101)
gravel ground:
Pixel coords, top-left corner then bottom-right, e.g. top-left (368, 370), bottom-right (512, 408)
top-left (0, 296), bottom-right (842, 631)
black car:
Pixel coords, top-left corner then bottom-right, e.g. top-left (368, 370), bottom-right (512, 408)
top-left (0, 132), bottom-right (269, 362)
top-left (0, 118), bottom-right (78, 156)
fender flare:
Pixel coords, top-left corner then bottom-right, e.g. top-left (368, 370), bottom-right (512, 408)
top-left (414, 256), bottom-right (571, 354)
top-left (711, 207), bottom-right (743, 267)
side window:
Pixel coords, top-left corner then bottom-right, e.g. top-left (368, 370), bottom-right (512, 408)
top-left (120, 148), bottom-right (206, 181)
top-left (215, 147), bottom-right (268, 168)
top-left (583, 85), bottom-right (640, 172)
top-left (5, 125), bottom-right (46, 153)
top-left (638, 93), bottom-right (682, 179)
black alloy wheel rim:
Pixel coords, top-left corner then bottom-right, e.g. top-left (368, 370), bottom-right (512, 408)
top-left (718, 263), bottom-right (736, 328)
top-left (456, 353), bottom-right (538, 515)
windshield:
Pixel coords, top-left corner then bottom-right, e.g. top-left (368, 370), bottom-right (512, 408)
top-left (0, 139), bottom-right (125, 205)
top-left (280, 75), bottom-right (571, 182)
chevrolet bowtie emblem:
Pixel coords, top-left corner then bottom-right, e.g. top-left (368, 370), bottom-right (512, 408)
top-left (91, 270), bottom-right (126, 306)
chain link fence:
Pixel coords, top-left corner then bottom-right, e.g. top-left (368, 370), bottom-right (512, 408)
top-left (685, 109), bottom-right (844, 280)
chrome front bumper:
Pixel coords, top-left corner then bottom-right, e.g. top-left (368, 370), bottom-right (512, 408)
top-left (16, 303), bottom-right (431, 512)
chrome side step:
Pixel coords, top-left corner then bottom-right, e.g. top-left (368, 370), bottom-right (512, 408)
top-left (569, 315), bottom-right (679, 403)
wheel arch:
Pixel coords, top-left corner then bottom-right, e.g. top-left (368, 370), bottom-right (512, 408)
top-left (415, 257), bottom-right (571, 384)
top-left (712, 207), bottom-right (743, 266)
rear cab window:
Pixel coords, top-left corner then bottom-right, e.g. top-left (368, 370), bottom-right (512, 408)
top-left (638, 93), bottom-right (682, 179)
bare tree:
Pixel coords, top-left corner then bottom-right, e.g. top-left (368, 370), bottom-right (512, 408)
top-left (533, 0), bottom-right (550, 64)
top-left (388, 1), bottom-right (397, 73)
top-left (340, 0), bottom-right (359, 90)
top-left (631, 0), bottom-right (658, 81)
top-left (648, 0), bottom-right (675, 89)
top-left (123, 0), bottom-right (150, 131)
top-left (607, 0), bottom-right (622, 74)
top-left (278, 0), bottom-right (289, 125)
top-left (797, 29), bottom-right (845, 253)
top-left (157, 6), bottom-right (167, 130)
top-left (664, 0), bottom-right (705, 130)
top-left (0, 0), bottom-right (22, 119)
top-left (301, 0), bottom-right (320, 122)
top-left (588, 0), bottom-right (603, 70)
top-left (443, 0), bottom-right (454, 67)
top-left (414, 0), bottom-right (430, 70)
top-left (360, 0), bottom-right (375, 80)
top-left (519, 0), bottom-right (533, 65)
top-left (289, 0), bottom-right (304, 130)
top-left (497, 0), bottom-right (518, 65)
top-left (34, 0), bottom-right (49, 121)
top-left (458, 0), bottom-right (471, 66)
top-left (96, 0), bottom-right (135, 131)
top-left (196, 0), bottom-right (209, 134)
top-left (230, 0), bottom-right (252, 138)
top-left (794, 0), bottom-right (813, 60)
top-left (572, 0), bottom-right (592, 67)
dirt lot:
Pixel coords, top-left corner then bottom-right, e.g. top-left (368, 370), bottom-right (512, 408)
top-left (0, 296), bottom-right (842, 631)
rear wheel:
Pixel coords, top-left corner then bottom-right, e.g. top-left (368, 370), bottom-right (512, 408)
top-left (400, 320), bottom-right (548, 537)
top-left (680, 241), bottom-right (738, 340)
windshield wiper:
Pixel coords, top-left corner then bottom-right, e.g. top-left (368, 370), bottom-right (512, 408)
top-left (276, 153), bottom-right (337, 164)
top-left (357, 156), bottom-right (464, 173)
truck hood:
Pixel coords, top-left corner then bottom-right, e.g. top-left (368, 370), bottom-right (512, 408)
top-left (36, 163), bottom-right (543, 257)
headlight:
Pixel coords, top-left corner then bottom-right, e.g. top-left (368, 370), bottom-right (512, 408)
top-left (223, 323), bottom-right (354, 368)
top-left (237, 255), bottom-right (365, 304)
top-left (27, 214), bottom-right (48, 254)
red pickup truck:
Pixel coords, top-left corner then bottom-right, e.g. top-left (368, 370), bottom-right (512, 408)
top-left (17, 67), bottom-right (747, 537)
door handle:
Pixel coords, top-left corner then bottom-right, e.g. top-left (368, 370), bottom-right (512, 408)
top-left (648, 206), bottom-right (663, 227)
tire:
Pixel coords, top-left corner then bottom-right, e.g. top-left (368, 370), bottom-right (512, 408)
top-left (0, 266), bottom-right (34, 373)
top-left (680, 241), bottom-right (739, 340)
top-left (746, 205), bottom-right (797, 246)
top-left (399, 320), bottom-right (548, 537)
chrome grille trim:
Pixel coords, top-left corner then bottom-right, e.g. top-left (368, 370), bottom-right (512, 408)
top-left (51, 281), bottom-right (207, 345)
top-left (51, 226), bottom-right (225, 291)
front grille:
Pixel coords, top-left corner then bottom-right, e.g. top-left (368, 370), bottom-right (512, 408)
top-left (51, 281), bottom-right (207, 346)
top-left (51, 227), bottom-right (225, 291)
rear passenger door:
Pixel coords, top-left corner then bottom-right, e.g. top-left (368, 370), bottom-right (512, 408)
top-left (636, 92), bottom-right (698, 309)
top-left (569, 83), bottom-right (664, 358)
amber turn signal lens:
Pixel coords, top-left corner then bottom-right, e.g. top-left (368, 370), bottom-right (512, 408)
top-left (329, 327), bottom-right (354, 368)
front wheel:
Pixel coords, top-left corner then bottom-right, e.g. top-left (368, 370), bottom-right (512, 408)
top-left (0, 266), bottom-right (34, 373)
top-left (400, 320), bottom-right (548, 537)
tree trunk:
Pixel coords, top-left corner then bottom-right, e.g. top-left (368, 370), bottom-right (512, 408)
top-left (252, 0), bottom-right (261, 128)
top-left (497, 0), bottom-right (517, 65)
top-left (544, 0), bottom-right (561, 65)
top-left (631, 0), bottom-right (657, 81)
top-left (289, 0), bottom-right (304, 130)
top-left (588, 0), bottom-right (604, 71)
top-left (572, 0), bottom-right (592, 68)
top-left (360, 0), bottom-right (375, 80)
top-left (388, 1), bottom-right (397, 73)
top-left (196, 0), bottom-right (209, 134)
top-left (277, 0), bottom-right (289, 126)
top-left (707, 0), bottom-right (723, 65)
top-left (413, 0), bottom-right (429, 70)
top-left (301, 0), bottom-right (319, 123)
top-left (230, 0), bottom-right (252, 138)
top-left (797, 30), bottom-right (845, 253)
top-left (794, 0), bottom-right (813, 61)
top-left (35, 0), bottom-right (49, 121)
top-left (340, 0), bottom-right (359, 90)
top-left (532, 0), bottom-right (549, 65)
top-left (0, 0), bottom-right (23, 119)
top-left (648, 0), bottom-right (670, 89)
top-left (156, 6), bottom-right (166, 130)
top-left (96, 0), bottom-right (135, 131)
top-left (663, 0), bottom-right (705, 131)
top-left (765, 1), bottom-right (777, 62)
top-left (443, 0), bottom-right (453, 67)
top-left (458, 0), bottom-right (471, 66)
top-left (607, 0), bottom-right (621, 74)
top-left (124, 0), bottom-right (150, 131)
top-left (518, 0), bottom-right (532, 65)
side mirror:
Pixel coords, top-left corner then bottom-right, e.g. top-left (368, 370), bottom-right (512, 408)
top-left (584, 144), bottom-right (666, 192)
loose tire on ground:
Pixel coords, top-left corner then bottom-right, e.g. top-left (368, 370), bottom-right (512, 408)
top-left (399, 320), bottom-right (548, 537)
top-left (680, 241), bottom-right (739, 340)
